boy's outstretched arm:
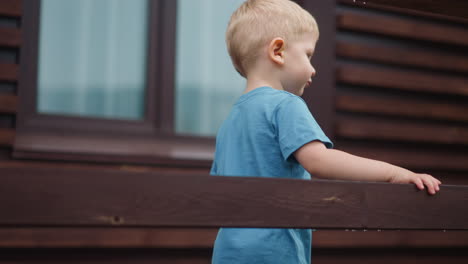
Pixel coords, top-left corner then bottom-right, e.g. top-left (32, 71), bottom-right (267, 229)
top-left (294, 141), bottom-right (442, 195)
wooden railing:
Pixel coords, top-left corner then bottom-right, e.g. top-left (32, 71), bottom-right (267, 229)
top-left (1, 167), bottom-right (467, 230)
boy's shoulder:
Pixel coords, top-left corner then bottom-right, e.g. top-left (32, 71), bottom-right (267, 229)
top-left (239, 86), bottom-right (305, 107)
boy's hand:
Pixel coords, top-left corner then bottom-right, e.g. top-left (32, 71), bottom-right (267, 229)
top-left (389, 170), bottom-right (442, 195)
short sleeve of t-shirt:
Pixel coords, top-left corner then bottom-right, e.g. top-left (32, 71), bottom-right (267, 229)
top-left (274, 96), bottom-right (333, 161)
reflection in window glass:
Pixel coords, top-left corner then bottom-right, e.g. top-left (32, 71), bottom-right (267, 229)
top-left (38, 0), bottom-right (148, 120)
top-left (175, 0), bottom-right (246, 136)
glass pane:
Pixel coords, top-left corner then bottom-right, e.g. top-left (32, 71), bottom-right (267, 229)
top-left (37, 0), bottom-right (148, 120)
top-left (175, 0), bottom-right (246, 136)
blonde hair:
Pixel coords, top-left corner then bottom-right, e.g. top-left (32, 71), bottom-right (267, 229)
top-left (226, 0), bottom-right (318, 77)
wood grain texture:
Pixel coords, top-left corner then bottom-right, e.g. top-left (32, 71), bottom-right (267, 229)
top-left (0, 167), bottom-right (467, 229)
top-left (0, 228), bottom-right (467, 248)
top-left (336, 40), bottom-right (468, 73)
top-left (0, 248), bottom-right (466, 264)
top-left (362, 0), bottom-right (468, 19)
top-left (0, 248), bottom-right (212, 264)
top-left (337, 64), bottom-right (468, 95)
top-left (313, 252), bottom-right (468, 264)
top-left (337, 11), bottom-right (468, 46)
top-left (0, 63), bottom-right (18, 82)
top-left (0, 128), bottom-right (14, 146)
top-left (0, 0), bottom-right (21, 17)
top-left (0, 27), bottom-right (20, 47)
top-left (338, 0), bottom-right (468, 24)
top-left (336, 116), bottom-right (468, 144)
top-left (0, 228), bottom-right (217, 248)
top-left (338, 141), bottom-right (468, 171)
top-left (336, 95), bottom-right (468, 122)
top-left (0, 94), bottom-right (17, 113)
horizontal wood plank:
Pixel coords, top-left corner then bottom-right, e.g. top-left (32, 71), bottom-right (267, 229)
top-left (0, 160), bottom-right (211, 174)
top-left (338, 141), bottom-right (468, 170)
top-left (0, 27), bottom-right (20, 47)
top-left (0, 63), bottom-right (18, 82)
top-left (336, 116), bottom-right (468, 144)
top-left (360, 0), bottom-right (468, 20)
top-left (337, 11), bottom-right (468, 46)
top-left (0, 228), bottom-right (217, 248)
top-left (0, 128), bottom-right (14, 146)
top-left (1, 228), bottom-right (467, 248)
top-left (0, 94), bottom-right (17, 113)
top-left (336, 95), bottom-right (468, 122)
top-left (0, 167), bottom-right (467, 229)
top-left (337, 64), bottom-right (468, 96)
top-left (336, 40), bottom-right (468, 73)
top-left (0, 0), bottom-right (21, 17)
top-left (314, 230), bottom-right (468, 248)
top-left (339, 0), bottom-right (468, 22)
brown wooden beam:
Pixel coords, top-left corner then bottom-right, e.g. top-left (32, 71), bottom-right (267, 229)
top-left (357, 0), bottom-right (468, 20)
top-left (337, 10), bottom-right (468, 46)
top-left (0, 63), bottom-right (18, 82)
top-left (336, 40), bottom-right (468, 73)
top-left (0, 128), bottom-right (14, 146)
top-left (339, 0), bottom-right (468, 23)
top-left (336, 95), bottom-right (468, 122)
top-left (339, 141), bottom-right (468, 171)
top-left (0, 228), bottom-right (467, 248)
top-left (0, 27), bottom-right (21, 47)
top-left (337, 64), bottom-right (468, 96)
top-left (0, 94), bottom-right (17, 113)
top-left (0, 0), bottom-right (21, 17)
top-left (0, 228), bottom-right (217, 249)
top-left (336, 115), bottom-right (468, 145)
top-left (0, 167), bottom-right (467, 229)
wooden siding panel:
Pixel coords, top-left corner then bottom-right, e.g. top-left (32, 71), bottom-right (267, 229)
top-left (0, 0), bottom-right (21, 17)
top-left (0, 94), bottom-right (17, 113)
top-left (336, 95), bottom-right (468, 122)
top-left (338, 141), bottom-right (468, 171)
top-left (0, 128), bottom-right (14, 146)
top-left (337, 10), bottom-right (468, 46)
top-left (1, 228), bottom-right (468, 249)
top-left (0, 27), bottom-right (20, 47)
top-left (0, 63), bottom-right (18, 81)
top-left (337, 64), bottom-right (468, 95)
top-left (336, 116), bottom-right (468, 145)
top-left (347, 0), bottom-right (468, 20)
top-left (335, 2), bottom-right (468, 187)
top-left (336, 40), bottom-right (468, 73)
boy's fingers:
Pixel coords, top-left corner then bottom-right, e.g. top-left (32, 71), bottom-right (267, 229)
top-left (423, 177), bottom-right (437, 195)
top-left (413, 178), bottom-right (424, 190)
top-left (428, 175), bottom-right (441, 192)
top-left (433, 178), bottom-right (440, 191)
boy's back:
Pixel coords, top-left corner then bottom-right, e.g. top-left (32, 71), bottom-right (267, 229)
top-left (211, 86), bottom-right (332, 263)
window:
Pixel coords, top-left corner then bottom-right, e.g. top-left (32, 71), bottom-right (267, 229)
top-left (15, 0), bottom-right (334, 167)
top-left (175, 0), bottom-right (245, 136)
top-left (37, 0), bottom-right (149, 121)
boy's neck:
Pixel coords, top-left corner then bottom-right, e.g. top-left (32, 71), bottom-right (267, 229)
top-left (244, 75), bottom-right (283, 94)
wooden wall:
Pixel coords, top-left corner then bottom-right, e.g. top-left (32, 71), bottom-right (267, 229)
top-left (336, 0), bottom-right (468, 186)
top-left (0, 0), bottom-right (467, 263)
top-left (0, 0), bottom-right (19, 161)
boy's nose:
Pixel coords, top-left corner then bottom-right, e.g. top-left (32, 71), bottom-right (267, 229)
top-left (311, 66), bottom-right (316, 77)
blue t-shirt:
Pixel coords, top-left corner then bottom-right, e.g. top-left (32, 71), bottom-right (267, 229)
top-left (210, 86), bottom-right (333, 264)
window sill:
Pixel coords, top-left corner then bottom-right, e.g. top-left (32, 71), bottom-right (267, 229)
top-left (13, 131), bottom-right (215, 168)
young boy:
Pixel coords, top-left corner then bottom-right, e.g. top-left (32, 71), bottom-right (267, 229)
top-left (210, 0), bottom-right (442, 263)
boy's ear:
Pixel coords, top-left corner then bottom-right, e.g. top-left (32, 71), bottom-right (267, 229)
top-left (268, 37), bottom-right (285, 65)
